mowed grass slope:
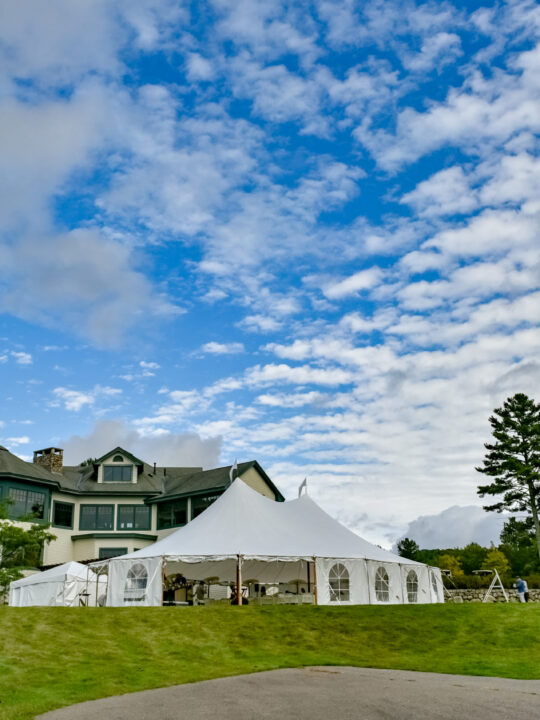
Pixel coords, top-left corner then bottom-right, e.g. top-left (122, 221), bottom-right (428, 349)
top-left (1, 604), bottom-right (539, 720)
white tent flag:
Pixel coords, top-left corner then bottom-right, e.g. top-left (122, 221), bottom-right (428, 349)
top-left (229, 459), bottom-right (238, 484)
top-left (298, 478), bottom-right (307, 497)
top-left (100, 479), bottom-right (444, 607)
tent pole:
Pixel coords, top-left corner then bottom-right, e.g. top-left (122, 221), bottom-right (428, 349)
top-left (237, 555), bottom-right (243, 606)
top-left (95, 567), bottom-right (100, 607)
top-left (102, 562), bottom-right (109, 606)
top-left (312, 558), bottom-right (318, 606)
top-left (307, 561), bottom-right (311, 592)
top-left (161, 557), bottom-right (166, 607)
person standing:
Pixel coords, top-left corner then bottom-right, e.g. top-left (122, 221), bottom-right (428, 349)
top-left (516, 577), bottom-right (527, 603)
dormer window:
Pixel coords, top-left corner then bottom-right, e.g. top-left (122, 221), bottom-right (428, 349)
top-left (112, 454), bottom-right (124, 463)
top-left (103, 465), bottom-right (133, 483)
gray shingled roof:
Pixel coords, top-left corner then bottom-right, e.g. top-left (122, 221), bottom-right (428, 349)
top-left (0, 446), bottom-right (283, 501)
top-left (149, 461), bottom-right (285, 503)
top-left (0, 445), bottom-right (60, 485)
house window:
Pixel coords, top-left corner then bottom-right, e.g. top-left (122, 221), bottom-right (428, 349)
top-left (124, 563), bottom-right (148, 602)
top-left (328, 562), bottom-right (350, 602)
top-left (103, 465), bottom-right (133, 483)
top-left (157, 499), bottom-right (188, 529)
top-left (80, 504), bottom-right (114, 530)
top-left (117, 505), bottom-right (151, 530)
top-left (99, 547), bottom-right (128, 560)
top-left (375, 567), bottom-right (390, 602)
top-left (406, 570), bottom-right (418, 603)
top-left (52, 501), bottom-right (74, 528)
top-left (191, 493), bottom-right (220, 518)
top-left (112, 455), bottom-right (124, 462)
top-left (8, 487), bottom-right (45, 519)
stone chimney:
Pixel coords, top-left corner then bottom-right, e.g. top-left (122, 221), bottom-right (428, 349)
top-left (33, 447), bottom-right (64, 473)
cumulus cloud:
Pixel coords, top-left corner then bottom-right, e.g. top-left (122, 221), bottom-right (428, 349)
top-left (323, 267), bottom-right (383, 300)
top-left (0, 229), bottom-right (177, 347)
top-left (52, 385), bottom-right (122, 412)
top-left (61, 419), bottom-right (222, 469)
top-left (401, 166), bottom-right (477, 217)
top-left (397, 505), bottom-right (509, 549)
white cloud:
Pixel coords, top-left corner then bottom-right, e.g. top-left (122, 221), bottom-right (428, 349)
top-left (140, 361), bottom-right (160, 370)
top-left (0, 0), bottom-right (121, 85)
top-left (323, 267), bottom-right (383, 299)
top-left (4, 436), bottom-right (30, 446)
top-left (239, 315), bottom-right (283, 333)
top-left (245, 363), bottom-right (352, 387)
top-left (0, 228), bottom-right (178, 347)
top-left (53, 385), bottom-right (122, 412)
top-left (397, 505), bottom-right (509, 549)
top-left (357, 43), bottom-right (540, 170)
top-left (201, 342), bottom-right (245, 355)
top-left (256, 390), bottom-right (324, 407)
top-left (61, 419), bottom-right (221, 469)
top-left (185, 53), bottom-right (216, 82)
top-left (401, 166), bottom-right (477, 217)
top-left (401, 31), bottom-right (462, 72)
top-left (10, 351), bottom-right (32, 365)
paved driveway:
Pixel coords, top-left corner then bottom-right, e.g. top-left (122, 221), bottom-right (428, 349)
top-left (36, 666), bottom-right (540, 720)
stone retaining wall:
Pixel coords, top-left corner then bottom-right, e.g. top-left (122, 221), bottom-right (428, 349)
top-left (446, 588), bottom-right (540, 603)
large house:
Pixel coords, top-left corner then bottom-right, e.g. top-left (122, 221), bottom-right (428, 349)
top-left (0, 445), bottom-right (284, 566)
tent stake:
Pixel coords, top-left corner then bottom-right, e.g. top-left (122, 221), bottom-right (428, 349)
top-left (237, 555), bottom-right (243, 606)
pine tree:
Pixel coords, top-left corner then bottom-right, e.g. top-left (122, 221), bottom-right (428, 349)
top-left (477, 393), bottom-right (540, 561)
top-left (397, 537), bottom-right (419, 560)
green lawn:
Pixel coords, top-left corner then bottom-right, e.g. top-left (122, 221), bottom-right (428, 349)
top-left (1, 604), bottom-right (539, 720)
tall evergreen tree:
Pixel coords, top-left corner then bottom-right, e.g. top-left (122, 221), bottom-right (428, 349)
top-left (397, 537), bottom-right (419, 560)
top-left (477, 393), bottom-right (540, 561)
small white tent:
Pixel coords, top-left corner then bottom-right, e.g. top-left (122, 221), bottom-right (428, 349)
top-left (9, 561), bottom-right (104, 607)
top-left (98, 480), bottom-right (444, 607)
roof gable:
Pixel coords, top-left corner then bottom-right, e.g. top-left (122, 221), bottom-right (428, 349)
top-left (94, 447), bottom-right (144, 467)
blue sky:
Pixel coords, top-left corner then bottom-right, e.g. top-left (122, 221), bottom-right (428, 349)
top-left (1, 0), bottom-right (539, 548)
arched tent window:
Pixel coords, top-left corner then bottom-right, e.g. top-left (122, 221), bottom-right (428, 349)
top-left (375, 567), bottom-right (389, 602)
top-left (113, 454), bottom-right (124, 462)
top-left (406, 570), bottom-right (418, 603)
top-left (329, 563), bottom-right (350, 602)
top-left (124, 563), bottom-right (148, 602)
top-left (430, 570), bottom-right (440, 601)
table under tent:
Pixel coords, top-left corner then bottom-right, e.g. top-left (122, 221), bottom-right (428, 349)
top-left (93, 479), bottom-right (444, 607)
top-left (9, 561), bottom-right (106, 607)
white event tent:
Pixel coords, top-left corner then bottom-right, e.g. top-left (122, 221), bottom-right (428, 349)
top-left (9, 561), bottom-right (105, 607)
top-left (97, 479), bottom-right (444, 607)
